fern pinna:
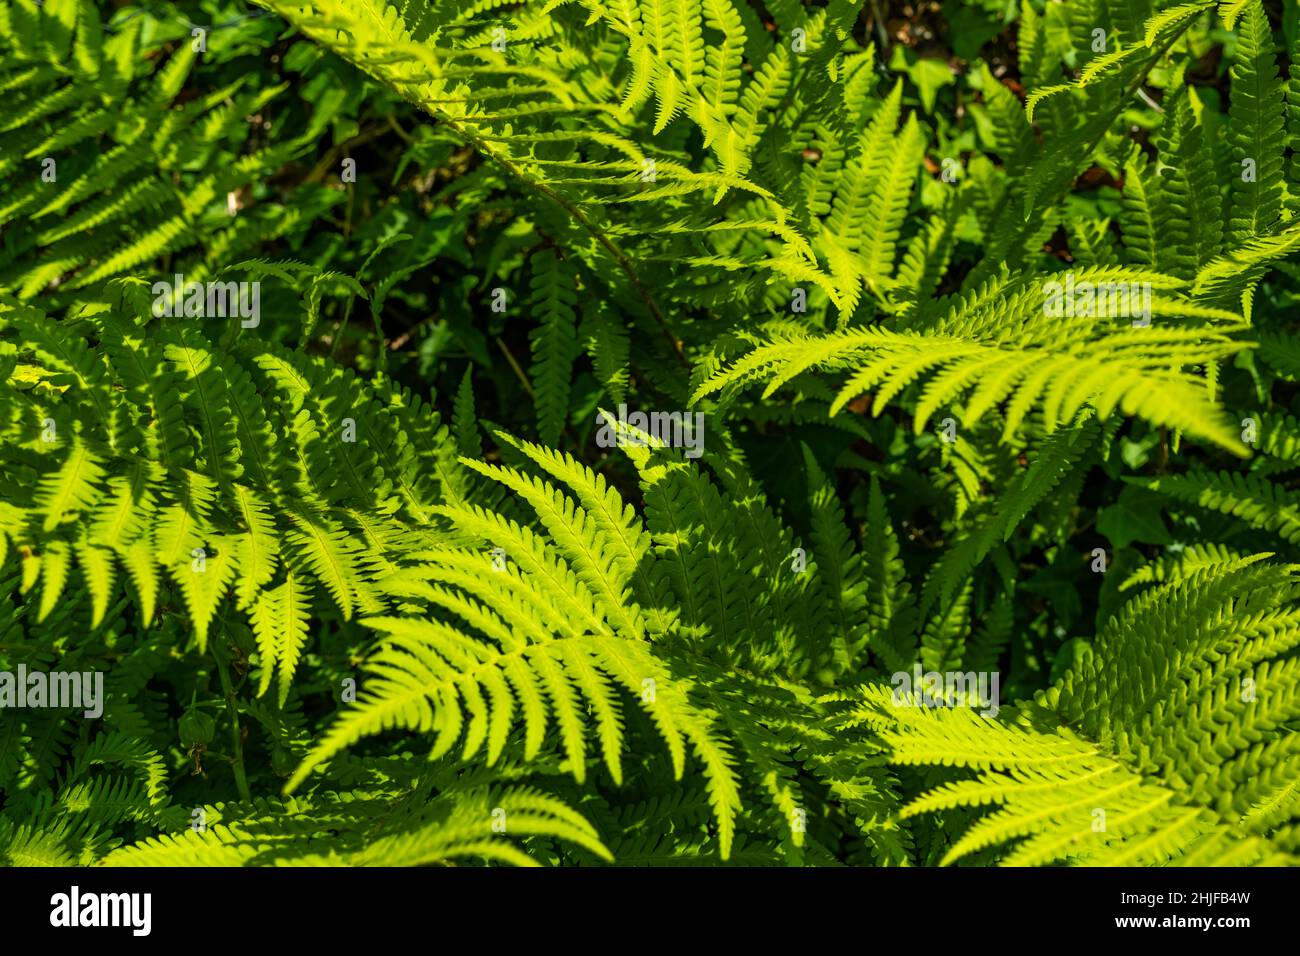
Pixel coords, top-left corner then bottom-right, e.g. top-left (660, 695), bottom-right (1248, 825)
top-left (1, 0), bottom-right (1299, 867)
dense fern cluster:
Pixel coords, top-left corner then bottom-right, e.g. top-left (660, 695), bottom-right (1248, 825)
top-left (1, 0), bottom-right (1298, 867)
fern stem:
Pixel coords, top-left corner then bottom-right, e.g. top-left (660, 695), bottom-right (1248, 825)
top-left (247, 0), bottom-right (686, 367)
top-left (471, 130), bottom-right (686, 364)
top-left (212, 638), bottom-right (252, 804)
top-left (407, 108), bottom-right (688, 367)
top-left (495, 336), bottom-right (535, 398)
